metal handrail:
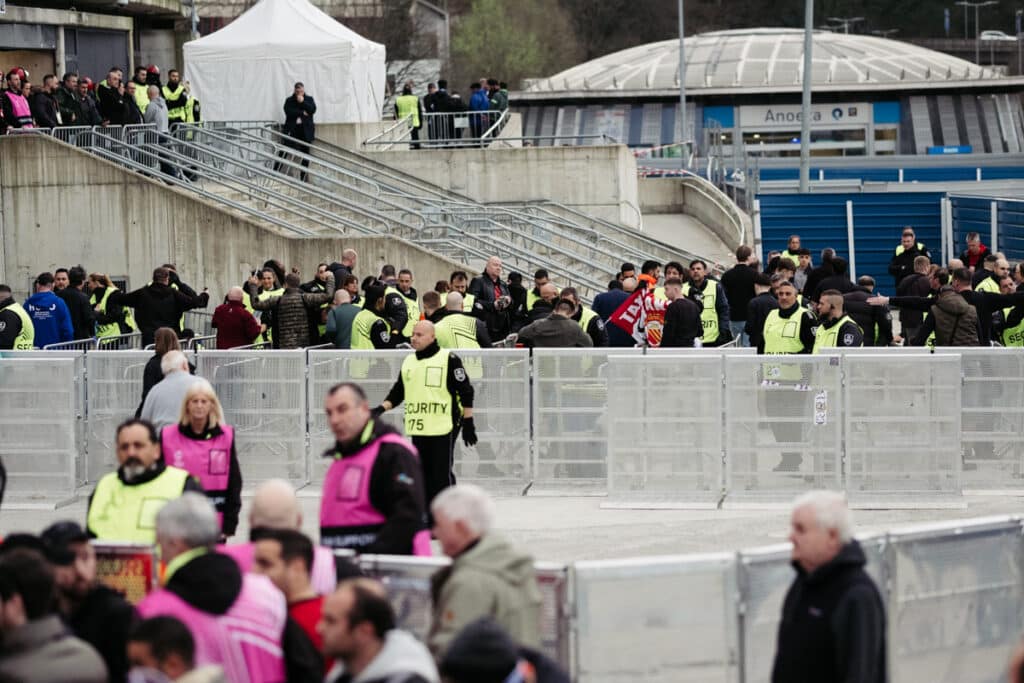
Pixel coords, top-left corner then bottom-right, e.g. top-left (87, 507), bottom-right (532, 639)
top-left (96, 332), bottom-right (143, 350)
top-left (42, 337), bottom-right (98, 351)
top-left (187, 334), bottom-right (217, 350)
top-left (679, 173), bottom-right (748, 248)
top-left (361, 115), bottom-right (414, 150)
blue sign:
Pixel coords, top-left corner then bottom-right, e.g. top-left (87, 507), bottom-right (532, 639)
top-left (945, 8), bottom-right (951, 37)
top-left (927, 145), bottom-right (973, 154)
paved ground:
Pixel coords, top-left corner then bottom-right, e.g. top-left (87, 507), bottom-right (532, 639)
top-left (641, 213), bottom-right (735, 267)
top-left (5, 491), bottom-right (1021, 563)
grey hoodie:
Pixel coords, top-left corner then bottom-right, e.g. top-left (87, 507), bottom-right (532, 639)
top-left (325, 629), bottom-right (438, 683)
top-left (143, 95), bottom-right (169, 133)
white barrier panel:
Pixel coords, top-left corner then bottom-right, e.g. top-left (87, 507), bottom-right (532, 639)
top-left (946, 349), bottom-right (1024, 492)
top-left (359, 554), bottom-right (571, 669)
top-left (736, 534), bottom-right (888, 683)
top-left (887, 517), bottom-right (1024, 683)
top-left (843, 354), bottom-right (962, 506)
top-left (605, 354), bottom-right (723, 507)
top-left (198, 350), bottom-right (306, 484)
top-left (532, 349), bottom-right (642, 493)
top-left (0, 358), bottom-right (78, 502)
top-left (307, 350), bottom-right (410, 485)
top-left (724, 355), bottom-right (842, 504)
top-left (84, 351), bottom-right (153, 483)
top-left (573, 553), bottom-right (739, 682)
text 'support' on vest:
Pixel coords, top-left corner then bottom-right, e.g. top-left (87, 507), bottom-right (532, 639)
top-left (320, 433), bottom-right (432, 556)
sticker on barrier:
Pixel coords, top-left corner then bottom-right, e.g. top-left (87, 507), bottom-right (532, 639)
top-left (93, 542), bottom-right (158, 604)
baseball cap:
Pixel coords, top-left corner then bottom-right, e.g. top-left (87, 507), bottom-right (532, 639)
top-left (40, 521), bottom-right (90, 566)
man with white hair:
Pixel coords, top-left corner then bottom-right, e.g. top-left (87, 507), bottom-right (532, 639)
top-left (219, 478), bottom-right (338, 594)
top-left (138, 492), bottom-right (323, 682)
top-left (140, 350), bottom-right (202, 430)
top-left (426, 484), bottom-right (542, 657)
top-left (771, 490), bottom-right (885, 683)
top-left (212, 286), bottom-right (261, 349)
top-left (467, 256), bottom-right (513, 340)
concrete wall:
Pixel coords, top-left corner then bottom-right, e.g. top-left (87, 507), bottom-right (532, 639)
top-left (0, 135), bottom-right (471, 302)
top-left (638, 177), bottom-right (685, 214)
top-left (638, 176), bottom-right (750, 251)
top-left (366, 144), bottom-right (641, 227)
top-left (316, 121), bottom-right (394, 151)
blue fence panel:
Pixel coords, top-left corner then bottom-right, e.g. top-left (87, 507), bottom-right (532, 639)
top-left (758, 192), bottom-right (943, 295)
top-left (951, 196), bottom-right (993, 258)
top-left (997, 199), bottom-right (1024, 260)
top-left (755, 163), bottom-right (1024, 186)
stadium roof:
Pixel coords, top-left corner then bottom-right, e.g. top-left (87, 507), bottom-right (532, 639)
top-left (519, 28), bottom-right (1024, 99)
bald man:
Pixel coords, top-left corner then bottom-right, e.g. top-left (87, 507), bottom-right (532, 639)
top-left (813, 289), bottom-right (863, 352)
top-left (435, 292), bottom-right (492, 348)
top-left (213, 286), bottom-right (262, 349)
top-left (375, 321), bottom-right (477, 511)
top-left (218, 479), bottom-right (338, 594)
top-left (325, 287), bottom-right (360, 349)
top-left (468, 256), bottom-right (513, 339)
top-left (526, 282), bottom-right (560, 324)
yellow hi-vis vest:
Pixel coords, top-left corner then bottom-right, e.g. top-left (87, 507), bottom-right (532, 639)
top-left (578, 307), bottom-right (599, 335)
top-left (256, 287), bottom-right (284, 342)
top-left (1003, 307), bottom-right (1024, 347)
top-left (435, 313), bottom-right (483, 379)
top-left (86, 466), bottom-right (192, 543)
top-left (401, 349), bottom-right (454, 436)
top-left (683, 279), bottom-right (721, 343)
top-left (133, 81), bottom-right (150, 114)
top-left (162, 84), bottom-right (188, 122)
top-left (391, 287), bottom-right (419, 338)
top-left (395, 94), bottom-right (420, 127)
top-left (3, 301), bottom-right (35, 349)
top-left (976, 276), bottom-right (1000, 294)
top-left (91, 287), bottom-right (135, 338)
top-left (812, 315), bottom-right (861, 353)
top-left (653, 287), bottom-right (667, 302)
top-left (762, 309), bottom-right (805, 382)
top-left (526, 289), bottom-right (541, 312)
top-left (462, 293), bottom-right (475, 313)
top-left (894, 242), bottom-right (924, 257)
top-left (348, 309), bottom-right (385, 379)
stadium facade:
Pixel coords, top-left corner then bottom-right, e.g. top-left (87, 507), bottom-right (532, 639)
top-left (515, 28), bottom-right (1024, 157)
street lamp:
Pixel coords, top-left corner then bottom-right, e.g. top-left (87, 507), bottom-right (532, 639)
top-left (956, 0), bottom-right (999, 64)
top-left (678, 0), bottom-right (687, 168)
top-left (826, 16), bottom-right (864, 33)
top-left (800, 0), bottom-right (814, 193)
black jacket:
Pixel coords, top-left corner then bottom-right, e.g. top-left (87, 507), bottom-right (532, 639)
top-left (572, 307), bottom-right (608, 347)
top-left (67, 584), bottom-right (136, 683)
top-left (887, 242), bottom-right (930, 287)
top-left (660, 297), bottom-right (703, 348)
top-left (771, 540), bottom-right (886, 683)
top-left (55, 287), bottom-right (95, 340)
top-left (96, 82), bottom-right (126, 124)
top-left (321, 419), bottom-right (430, 555)
top-left (843, 289), bottom-right (892, 347)
top-left (894, 273), bottom-right (932, 329)
top-left (890, 288), bottom-right (1024, 345)
top-left (109, 282), bottom-right (209, 345)
top-left (165, 551), bottom-right (323, 682)
top-left (802, 263), bottom-right (834, 301)
top-left (283, 94), bottom-right (316, 142)
top-left (812, 275), bottom-right (856, 302)
top-left (468, 274), bottom-right (512, 339)
top-left (0, 298), bottom-right (26, 350)
top-left (745, 292), bottom-right (780, 353)
top-left (29, 90), bottom-right (60, 128)
top-left (720, 263), bottom-right (756, 322)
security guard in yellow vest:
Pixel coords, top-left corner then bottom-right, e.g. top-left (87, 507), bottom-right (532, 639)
top-left (161, 70), bottom-right (190, 125)
top-left (450, 271), bottom-right (476, 314)
top-left (1002, 306), bottom-right (1024, 346)
top-left (347, 284), bottom-right (398, 379)
top-left (88, 275), bottom-right (136, 338)
top-left (252, 269), bottom-right (284, 344)
top-left (396, 269), bottom-right (420, 339)
top-left (0, 285), bottom-right (35, 349)
top-left (526, 269), bottom-right (549, 313)
top-left (682, 260), bottom-right (730, 346)
top-left (87, 419), bottom-right (202, 543)
top-left (394, 84), bottom-right (423, 150)
top-left (560, 287), bottom-right (608, 346)
top-left (760, 280), bottom-right (817, 473)
top-left (374, 320), bottom-right (477, 509)
top-left (780, 234), bottom-right (802, 265)
top-left (812, 290), bottom-right (863, 353)
top-left (976, 256), bottom-right (1009, 294)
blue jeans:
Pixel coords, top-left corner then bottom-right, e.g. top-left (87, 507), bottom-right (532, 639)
top-left (729, 320), bottom-right (749, 347)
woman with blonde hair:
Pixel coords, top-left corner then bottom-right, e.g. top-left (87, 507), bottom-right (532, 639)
top-left (160, 378), bottom-right (242, 537)
top-left (87, 272), bottom-right (134, 338)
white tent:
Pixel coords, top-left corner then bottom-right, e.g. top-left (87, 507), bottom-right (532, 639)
top-left (183, 0), bottom-right (385, 124)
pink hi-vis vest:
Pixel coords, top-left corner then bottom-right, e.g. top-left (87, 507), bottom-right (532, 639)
top-left (4, 91), bottom-right (34, 127)
top-left (320, 432), bottom-right (432, 556)
top-left (161, 424), bottom-right (233, 529)
top-left (138, 572), bottom-right (287, 683)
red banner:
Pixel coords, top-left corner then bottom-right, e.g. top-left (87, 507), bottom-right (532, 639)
top-left (608, 288), bottom-right (666, 346)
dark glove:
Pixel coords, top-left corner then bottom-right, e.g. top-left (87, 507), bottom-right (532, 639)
top-left (370, 405), bottom-right (385, 418)
top-left (461, 417), bottom-right (478, 447)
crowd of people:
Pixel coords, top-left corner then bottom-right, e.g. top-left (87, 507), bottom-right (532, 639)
top-left (393, 77), bottom-right (511, 149)
top-left (0, 64), bottom-right (200, 135)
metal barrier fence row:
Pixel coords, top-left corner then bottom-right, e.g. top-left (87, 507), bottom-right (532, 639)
top-left (358, 516), bottom-right (1024, 683)
top-left (5, 347), bottom-right (1024, 505)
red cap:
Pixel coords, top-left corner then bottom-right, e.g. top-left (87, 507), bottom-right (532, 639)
top-left (147, 64), bottom-right (160, 74)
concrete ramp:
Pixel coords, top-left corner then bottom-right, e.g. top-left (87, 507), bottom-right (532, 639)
top-left (640, 213), bottom-right (735, 266)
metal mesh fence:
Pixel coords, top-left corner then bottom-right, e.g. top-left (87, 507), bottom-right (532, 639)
top-left (944, 349), bottom-right (1024, 491)
top-left (0, 358), bottom-right (79, 502)
top-left (573, 553), bottom-right (739, 682)
top-left (84, 351), bottom-right (154, 483)
top-left (197, 350), bottom-right (307, 485)
top-left (532, 349), bottom-right (642, 493)
top-left (724, 356), bottom-right (843, 503)
top-left (887, 517), bottom-right (1024, 683)
top-left (844, 354), bottom-right (962, 505)
top-left (606, 354), bottom-right (723, 506)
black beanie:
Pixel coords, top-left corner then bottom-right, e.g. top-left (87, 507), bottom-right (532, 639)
top-left (439, 617), bottom-right (518, 682)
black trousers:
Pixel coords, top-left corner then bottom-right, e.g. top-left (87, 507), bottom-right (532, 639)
top-left (412, 432), bottom-right (456, 520)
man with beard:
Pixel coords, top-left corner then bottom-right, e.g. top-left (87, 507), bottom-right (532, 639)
top-left (41, 521), bottom-right (136, 683)
top-left (87, 419), bottom-right (203, 543)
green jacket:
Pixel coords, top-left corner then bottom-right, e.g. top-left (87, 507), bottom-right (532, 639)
top-left (428, 532), bottom-right (542, 656)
